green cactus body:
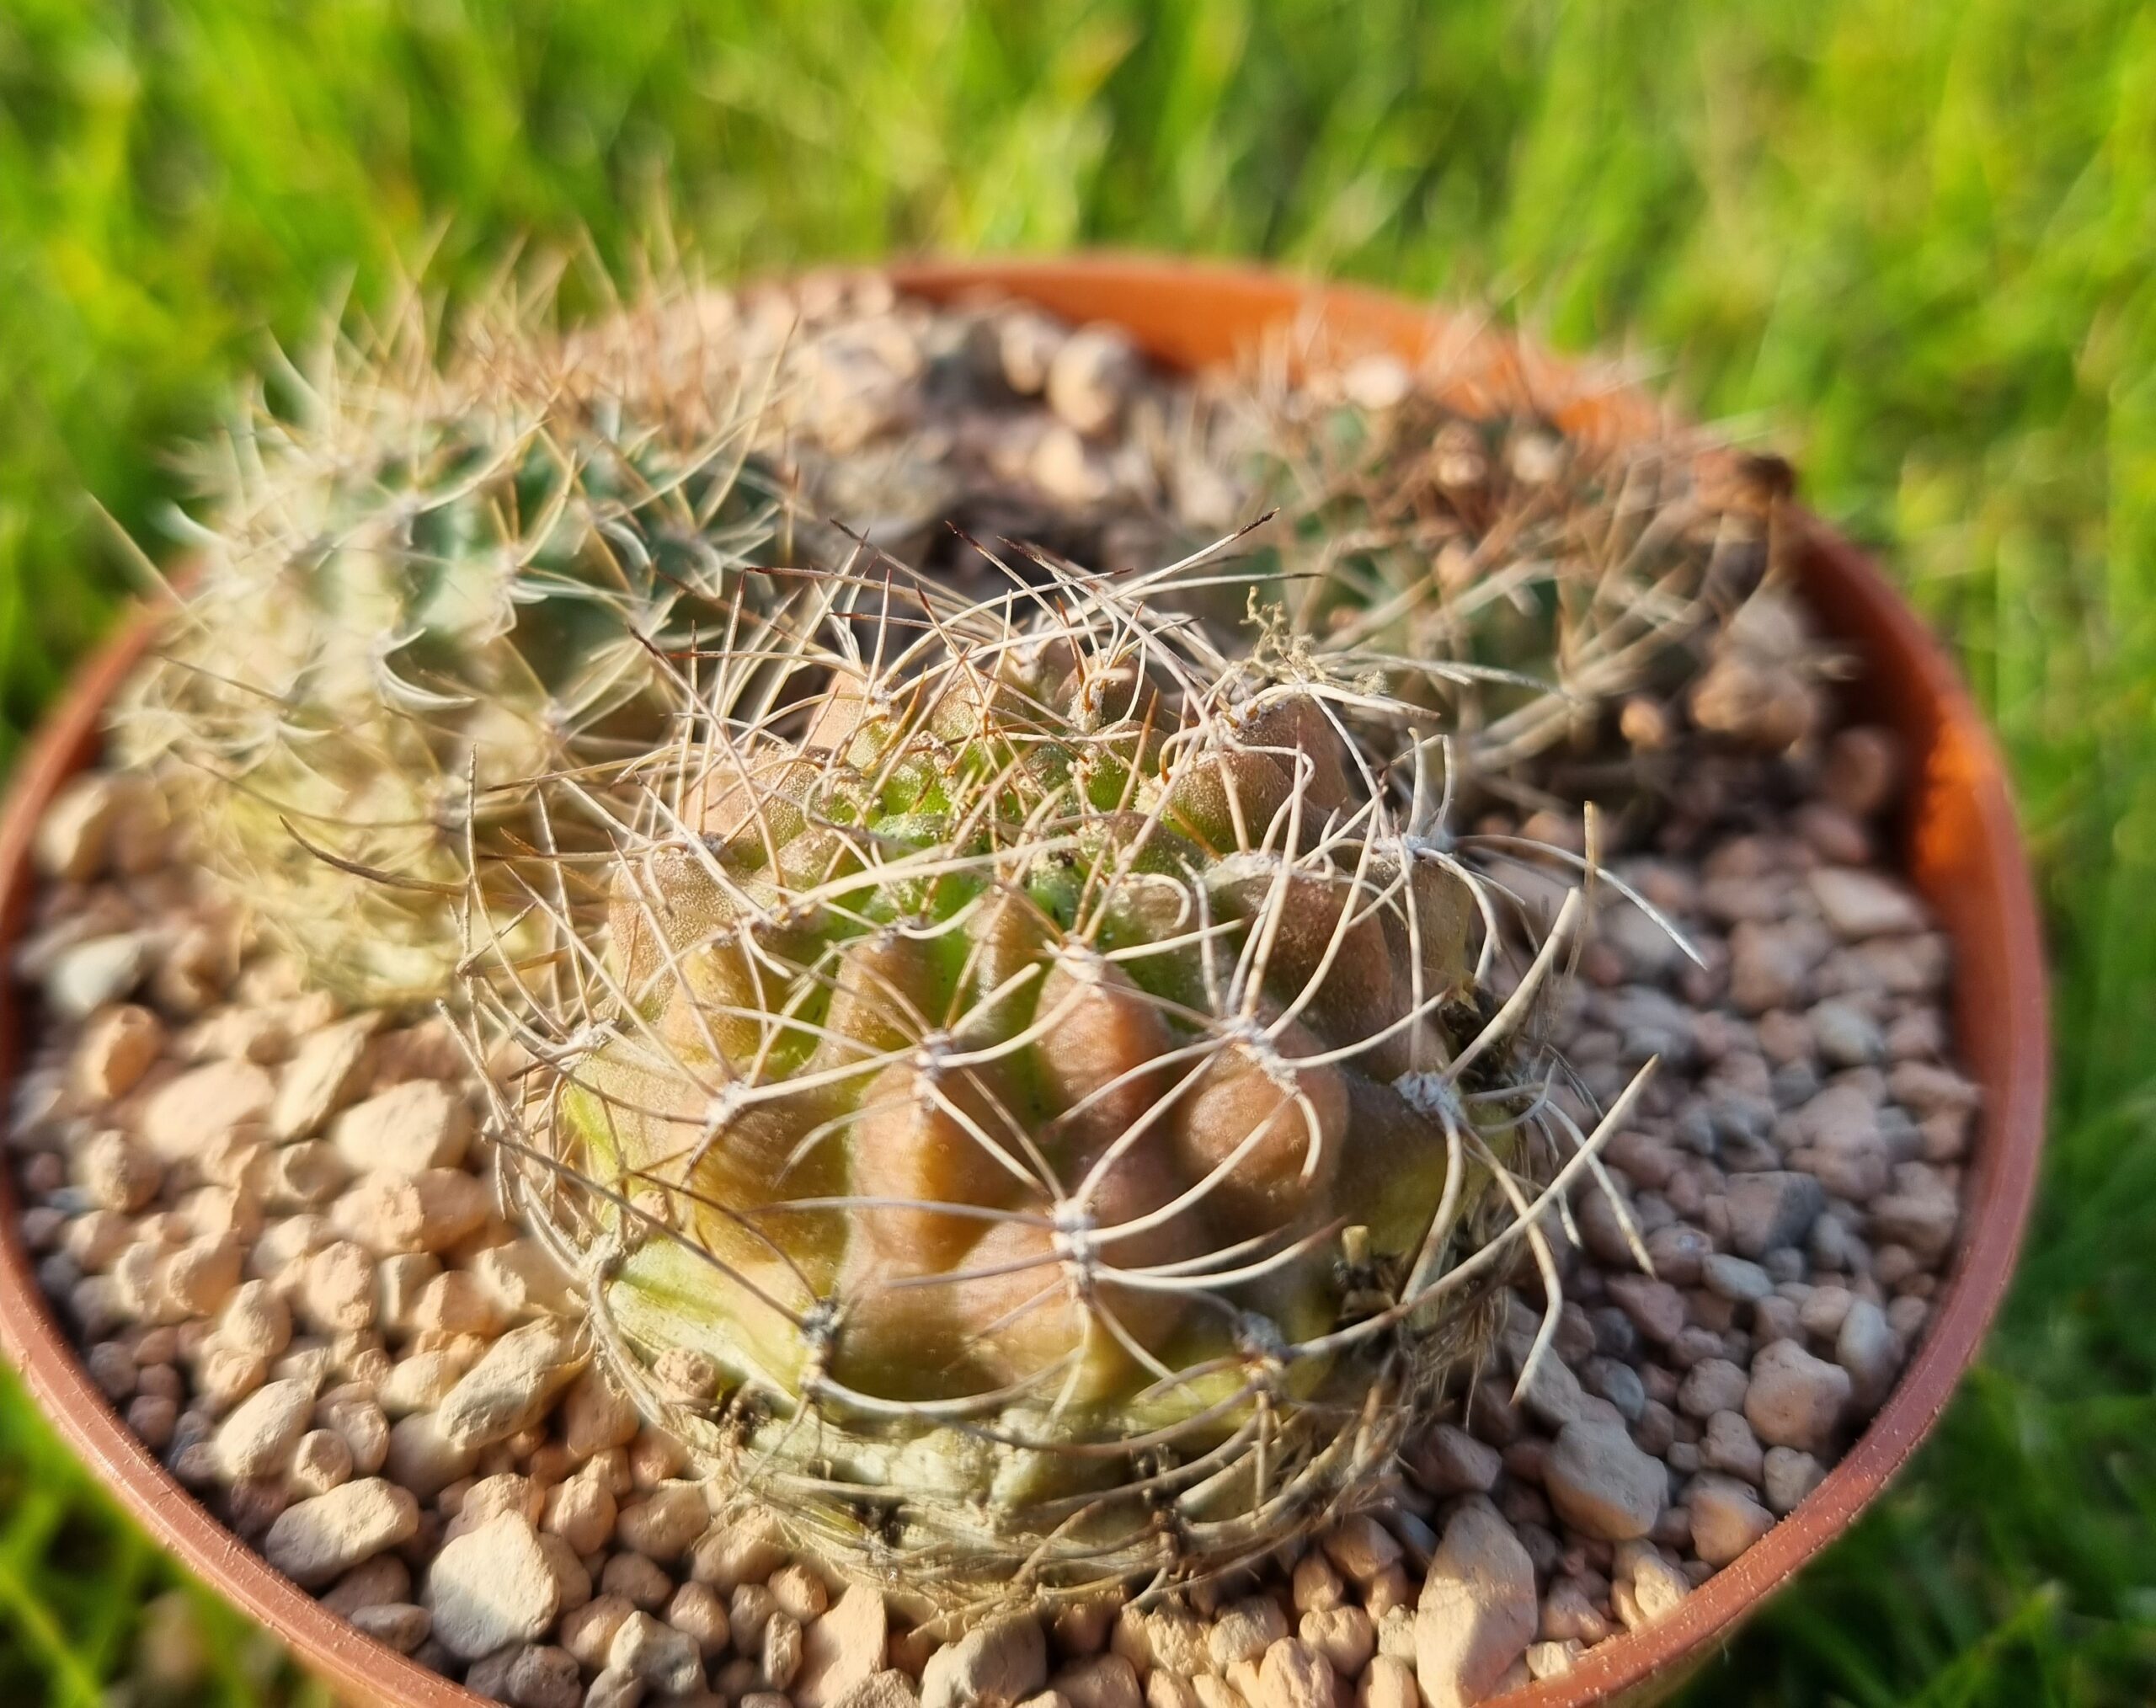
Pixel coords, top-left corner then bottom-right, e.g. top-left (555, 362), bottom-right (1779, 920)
top-left (477, 560), bottom-right (1633, 1611)
top-left (1193, 351), bottom-right (1819, 782)
top-left (119, 299), bottom-right (785, 1005)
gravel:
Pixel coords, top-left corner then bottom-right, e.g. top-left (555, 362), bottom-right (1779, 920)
top-left (11, 282), bottom-right (1977, 1708)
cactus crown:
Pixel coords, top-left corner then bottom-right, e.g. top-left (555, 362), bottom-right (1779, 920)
top-left (1196, 339), bottom-right (1816, 786)
top-left (467, 543), bottom-right (1654, 1612)
top-left (116, 284), bottom-right (788, 1004)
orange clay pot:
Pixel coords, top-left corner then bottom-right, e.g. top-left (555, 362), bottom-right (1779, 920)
top-left (0, 257), bottom-right (2047, 1707)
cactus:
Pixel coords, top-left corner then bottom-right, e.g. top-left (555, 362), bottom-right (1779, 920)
top-left (467, 547), bottom-right (1655, 1611)
top-left (116, 285), bottom-right (788, 1005)
top-left (1189, 343), bottom-right (1828, 793)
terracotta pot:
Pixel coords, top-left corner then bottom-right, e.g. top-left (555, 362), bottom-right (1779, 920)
top-left (0, 257), bottom-right (2047, 1708)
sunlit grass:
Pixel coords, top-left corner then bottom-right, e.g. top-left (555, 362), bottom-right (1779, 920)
top-left (1, 2), bottom-right (2152, 1700)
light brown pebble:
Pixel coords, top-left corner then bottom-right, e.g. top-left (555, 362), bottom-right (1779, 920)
top-left (545, 1457), bottom-right (621, 1556)
top-left (1700, 1410), bottom-right (1765, 1483)
top-left (1340, 354), bottom-right (1413, 413)
top-left (1320, 1515), bottom-right (1403, 1584)
top-left (263, 1140), bottom-right (348, 1208)
top-left (316, 1384), bottom-right (389, 1476)
top-left (84, 1338), bottom-right (136, 1401)
top-left (425, 1511), bottom-right (562, 1660)
top-left (620, 1480), bottom-right (712, 1562)
top-left (473, 1237), bottom-right (579, 1321)
top-left (62, 1210), bottom-right (131, 1274)
top-left (332, 1168), bottom-right (490, 1257)
top-left (1688, 1475), bottom-right (1777, 1567)
top-left (320, 1553), bottom-right (411, 1617)
top-left (540, 1530), bottom-right (594, 1615)
top-left (1363, 1566), bottom-right (1412, 1621)
top-left (690, 1513), bottom-right (788, 1590)
top-left (160, 1235), bottom-right (243, 1317)
top-left (733, 1583), bottom-right (781, 1648)
top-left (1821, 727), bottom-right (1900, 817)
top-left (1617, 1551), bottom-right (1690, 1630)
top-left (1541, 1418), bottom-right (1667, 1542)
top-left (1143, 1673), bottom-right (1198, 1708)
top-left (250, 1212), bottom-right (332, 1280)
top-left (771, 1561), bottom-right (830, 1622)
top-left (178, 1183), bottom-right (263, 1246)
top-left (1050, 1600), bottom-right (1116, 1660)
top-left (1211, 1596), bottom-right (1289, 1668)
top-left (668, 1581), bottom-right (732, 1658)
top-left (765, 1611), bottom-right (806, 1689)
top-left (1405, 1423), bottom-right (1501, 1497)
top-left (127, 1392), bottom-right (179, 1449)
top-left (75, 1127), bottom-right (163, 1212)
top-left (614, 1607), bottom-right (707, 1695)
top-left (921, 1615), bottom-right (1049, 1708)
top-left (43, 932), bottom-right (151, 1021)
top-left (263, 1477), bottom-right (419, 1588)
top-left (1374, 1607), bottom-right (1415, 1664)
top-left (35, 775), bottom-right (118, 879)
top-left (835, 1673), bottom-right (925, 1708)
top-left (194, 1337), bottom-right (267, 1414)
top-left (1257, 1639), bottom-right (1337, 1708)
top-left (226, 1472), bottom-right (291, 1540)
top-left (283, 1422), bottom-right (353, 1497)
top-left (1762, 1445), bottom-right (1826, 1514)
top-left (1045, 326), bottom-right (1138, 437)
top-left (603, 1550), bottom-right (675, 1611)
top-left (627, 1428), bottom-right (690, 1490)
top-left (1743, 1339), bottom-right (1851, 1454)
top-left (1356, 1655), bottom-right (1417, 1708)
top-left (328, 1077), bottom-right (469, 1173)
top-left (348, 1600), bottom-right (430, 1654)
top-left (272, 1015), bottom-right (380, 1141)
top-left (1138, 1608), bottom-right (1208, 1677)
top-left (562, 1594), bottom-right (638, 1669)
top-left (584, 1667), bottom-right (647, 1708)
top-left (217, 1277), bottom-right (294, 1360)
top-left (384, 1411), bottom-right (478, 1502)
top-left (379, 1348), bottom-right (474, 1416)
top-left (1293, 1551), bottom-right (1345, 1615)
top-left (138, 1060), bottom-right (275, 1161)
top-left (214, 1376), bottom-right (315, 1481)
top-left (1051, 1653), bottom-right (1139, 1708)
top-left (1414, 1497), bottom-right (1535, 1708)
top-left (299, 1241), bottom-right (377, 1335)
top-left (1297, 1608), bottom-right (1374, 1679)
top-left (797, 1583), bottom-right (892, 1708)
top-left (1524, 1640), bottom-right (1582, 1682)
top-left (504, 1644), bottom-right (584, 1708)
top-left (563, 1366), bottom-right (642, 1460)
top-left (447, 1472), bottom-right (543, 1540)
top-left (436, 1318), bottom-right (585, 1450)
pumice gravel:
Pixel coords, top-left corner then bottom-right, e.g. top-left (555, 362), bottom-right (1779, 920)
top-left (11, 277), bottom-right (1975, 1708)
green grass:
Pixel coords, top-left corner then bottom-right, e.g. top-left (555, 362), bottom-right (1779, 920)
top-left (3, 2), bottom-right (2153, 1701)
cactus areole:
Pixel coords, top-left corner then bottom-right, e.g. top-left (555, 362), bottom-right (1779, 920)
top-left (467, 548), bottom-right (1652, 1614)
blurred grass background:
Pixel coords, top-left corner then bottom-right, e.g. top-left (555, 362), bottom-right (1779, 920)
top-left (2, 0), bottom-right (2153, 1702)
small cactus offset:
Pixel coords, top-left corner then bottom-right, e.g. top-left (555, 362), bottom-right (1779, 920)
top-left (117, 282), bottom-right (787, 1005)
top-left (1192, 337), bottom-right (1833, 790)
top-left (465, 546), bottom-right (1655, 1611)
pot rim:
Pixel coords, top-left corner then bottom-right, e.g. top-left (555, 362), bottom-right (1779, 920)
top-left (0, 254), bottom-right (2047, 1708)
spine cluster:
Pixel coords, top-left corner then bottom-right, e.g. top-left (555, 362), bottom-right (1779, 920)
top-left (461, 542), bottom-right (1657, 1610)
